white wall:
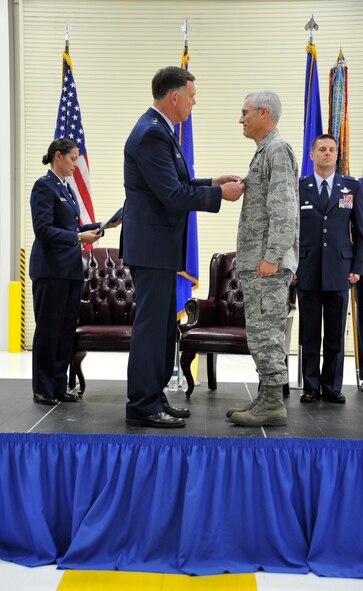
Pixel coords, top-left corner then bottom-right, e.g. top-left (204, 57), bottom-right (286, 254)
top-left (3, 0), bottom-right (363, 353)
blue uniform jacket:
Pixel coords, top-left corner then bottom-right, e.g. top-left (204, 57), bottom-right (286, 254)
top-left (297, 173), bottom-right (363, 291)
top-left (120, 107), bottom-right (222, 271)
top-left (29, 169), bottom-right (100, 280)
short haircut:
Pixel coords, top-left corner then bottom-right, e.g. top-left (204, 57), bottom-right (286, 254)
top-left (42, 138), bottom-right (77, 165)
top-left (311, 134), bottom-right (337, 151)
top-left (245, 90), bottom-right (282, 123)
top-left (152, 66), bottom-right (195, 100)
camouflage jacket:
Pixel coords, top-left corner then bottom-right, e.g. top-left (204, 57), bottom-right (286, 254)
top-left (237, 128), bottom-right (299, 273)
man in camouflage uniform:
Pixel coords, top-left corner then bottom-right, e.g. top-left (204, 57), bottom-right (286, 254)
top-left (227, 90), bottom-right (299, 427)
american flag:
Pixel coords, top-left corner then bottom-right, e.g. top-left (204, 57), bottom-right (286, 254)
top-left (54, 51), bottom-right (96, 229)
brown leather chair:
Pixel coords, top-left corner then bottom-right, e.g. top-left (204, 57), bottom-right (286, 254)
top-left (179, 251), bottom-right (295, 398)
top-left (69, 247), bottom-right (135, 395)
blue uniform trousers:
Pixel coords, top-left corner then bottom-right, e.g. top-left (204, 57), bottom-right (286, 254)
top-left (298, 289), bottom-right (349, 393)
top-left (32, 277), bottom-right (83, 396)
top-left (126, 266), bottom-right (177, 418)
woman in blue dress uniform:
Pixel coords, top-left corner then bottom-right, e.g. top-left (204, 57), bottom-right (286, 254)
top-left (29, 138), bottom-right (102, 405)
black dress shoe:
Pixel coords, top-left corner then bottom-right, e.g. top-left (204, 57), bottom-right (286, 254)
top-left (300, 389), bottom-right (320, 403)
top-left (126, 411), bottom-right (186, 428)
top-left (56, 391), bottom-right (80, 402)
top-left (321, 390), bottom-right (346, 404)
top-left (162, 401), bottom-right (191, 418)
top-left (33, 393), bottom-right (59, 406)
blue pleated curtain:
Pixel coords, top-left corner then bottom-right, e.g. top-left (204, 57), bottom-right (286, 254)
top-left (0, 433), bottom-right (363, 577)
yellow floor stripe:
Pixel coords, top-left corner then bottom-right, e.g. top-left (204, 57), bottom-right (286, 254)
top-left (191, 353), bottom-right (199, 382)
top-left (57, 571), bottom-right (257, 591)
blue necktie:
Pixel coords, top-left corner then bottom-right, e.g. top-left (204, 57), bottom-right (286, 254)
top-left (320, 180), bottom-right (329, 210)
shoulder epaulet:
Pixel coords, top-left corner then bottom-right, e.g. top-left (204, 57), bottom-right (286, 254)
top-left (341, 175), bottom-right (359, 183)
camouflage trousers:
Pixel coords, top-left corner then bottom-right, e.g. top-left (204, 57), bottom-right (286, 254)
top-left (240, 269), bottom-right (292, 386)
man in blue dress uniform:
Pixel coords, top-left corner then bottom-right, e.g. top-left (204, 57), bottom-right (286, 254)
top-left (120, 66), bottom-right (243, 427)
top-left (297, 134), bottom-right (363, 404)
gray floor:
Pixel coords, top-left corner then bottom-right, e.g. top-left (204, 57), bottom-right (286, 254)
top-left (2, 377), bottom-right (363, 438)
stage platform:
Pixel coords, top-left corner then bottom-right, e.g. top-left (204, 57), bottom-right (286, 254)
top-left (1, 377), bottom-right (363, 439)
top-left (1, 365), bottom-right (363, 579)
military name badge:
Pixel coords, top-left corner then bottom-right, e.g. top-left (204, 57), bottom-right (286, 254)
top-left (339, 192), bottom-right (353, 209)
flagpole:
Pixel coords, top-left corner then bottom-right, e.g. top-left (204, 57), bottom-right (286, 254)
top-left (178, 18), bottom-right (190, 144)
top-left (182, 17), bottom-right (189, 51)
top-left (173, 18), bottom-right (200, 391)
top-left (64, 19), bottom-right (70, 54)
top-left (350, 287), bottom-right (361, 389)
top-left (62, 20), bottom-right (72, 84)
top-left (176, 17), bottom-right (191, 389)
top-left (304, 14), bottom-right (318, 44)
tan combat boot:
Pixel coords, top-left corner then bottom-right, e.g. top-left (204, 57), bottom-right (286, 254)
top-left (226, 384), bottom-right (264, 419)
top-left (230, 384), bottom-right (287, 427)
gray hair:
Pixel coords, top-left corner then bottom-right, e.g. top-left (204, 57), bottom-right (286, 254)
top-left (245, 91), bottom-right (282, 123)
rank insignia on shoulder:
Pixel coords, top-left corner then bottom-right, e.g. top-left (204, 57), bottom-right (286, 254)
top-left (152, 118), bottom-right (158, 125)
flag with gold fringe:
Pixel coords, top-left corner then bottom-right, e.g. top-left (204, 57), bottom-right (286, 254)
top-left (174, 48), bottom-right (198, 319)
top-left (54, 51), bottom-right (96, 248)
top-left (328, 50), bottom-right (350, 175)
top-left (301, 43), bottom-right (323, 176)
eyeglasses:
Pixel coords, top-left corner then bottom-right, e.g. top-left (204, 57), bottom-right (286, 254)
top-left (241, 108), bottom-right (262, 117)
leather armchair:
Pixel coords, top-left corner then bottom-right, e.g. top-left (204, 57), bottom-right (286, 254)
top-left (69, 247), bottom-right (135, 395)
top-left (179, 252), bottom-right (295, 398)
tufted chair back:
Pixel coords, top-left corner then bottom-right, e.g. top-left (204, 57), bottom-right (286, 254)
top-left (78, 248), bottom-right (135, 326)
top-left (70, 247), bottom-right (136, 395)
top-left (179, 251), bottom-right (295, 398)
top-left (211, 252), bottom-right (246, 327)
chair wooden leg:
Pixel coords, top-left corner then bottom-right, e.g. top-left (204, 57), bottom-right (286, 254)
top-left (180, 351), bottom-right (196, 398)
top-left (207, 353), bottom-right (217, 390)
top-left (283, 383), bottom-right (290, 398)
top-left (68, 361), bottom-right (76, 390)
top-left (73, 350), bottom-right (87, 396)
top-left (283, 355), bottom-right (290, 398)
